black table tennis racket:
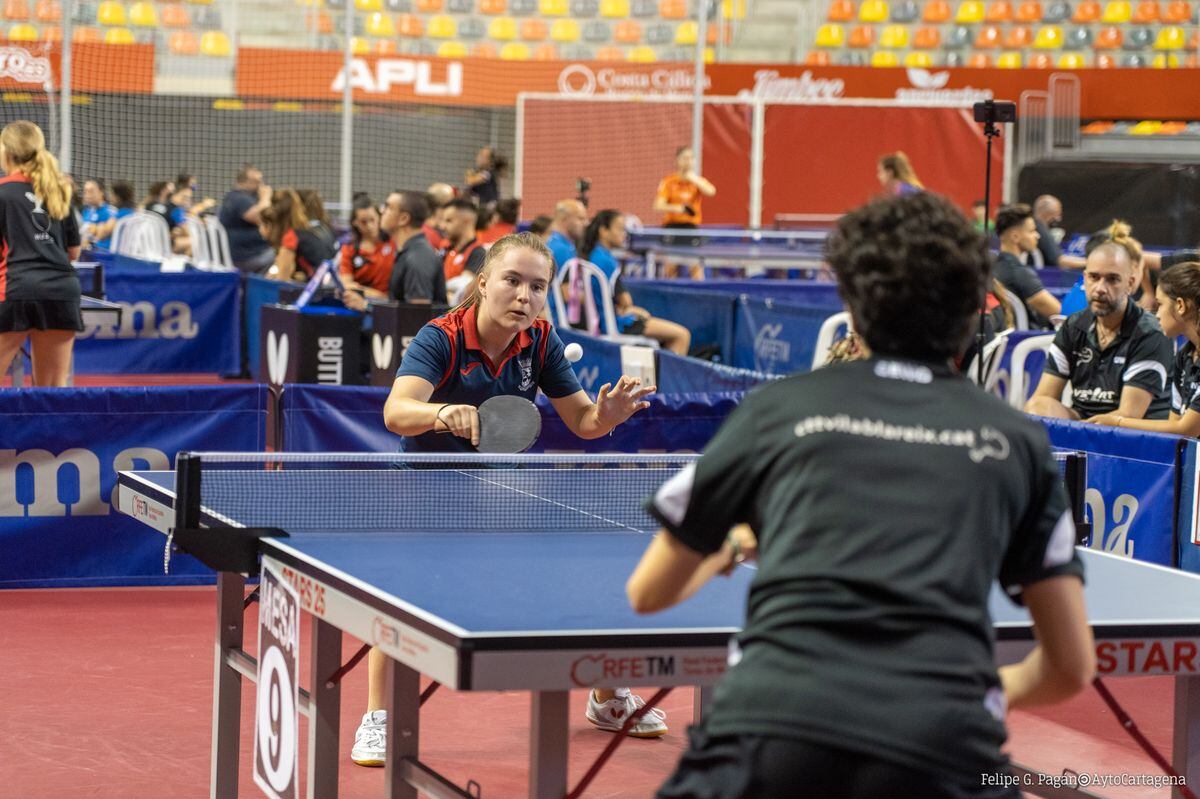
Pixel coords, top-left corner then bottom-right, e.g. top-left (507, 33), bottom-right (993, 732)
top-left (475, 395), bottom-right (542, 453)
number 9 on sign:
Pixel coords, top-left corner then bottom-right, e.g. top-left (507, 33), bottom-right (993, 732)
top-left (256, 644), bottom-right (297, 793)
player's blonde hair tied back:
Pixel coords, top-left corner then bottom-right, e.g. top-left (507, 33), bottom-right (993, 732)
top-left (1, 120), bottom-right (71, 219)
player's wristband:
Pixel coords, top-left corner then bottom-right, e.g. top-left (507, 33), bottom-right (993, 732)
top-left (434, 404), bottom-right (450, 432)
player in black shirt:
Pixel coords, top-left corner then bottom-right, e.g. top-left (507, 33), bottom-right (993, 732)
top-left (0, 121), bottom-right (84, 387)
top-left (628, 192), bottom-right (1095, 799)
top-left (1092, 260), bottom-right (1200, 436)
top-left (993, 204), bottom-right (1060, 328)
top-left (1026, 240), bottom-right (1172, 421)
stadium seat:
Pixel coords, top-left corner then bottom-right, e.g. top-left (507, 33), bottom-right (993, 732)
top-left (167, 29), bottom-right (198, 53)
top-left (955, 0), bottom-right (984, 20)
top-left (904, 50), bottom-right (933, 65)
top-left (1124, 26), bottom-right (1151, 46)
top-left (427, 14), bottom-right (457, 36)
top-left (599, 0), bottom-right (627, 15)
top-left (438, 40), bottom-right (468, 55)
top-left (945, 50), bottom-right (965, 65)
top-left (1095, 52), bottom-right (1116, 66)
top-left (34, 1), bottom-right (60, 22)
top-left (859, 0), bottom-right (888, 20)
top-left (985, 0), bottom-right (1012, 19)
top-left (1123, 53), bottom-right (1147, 65)
top-left (595, 44), bottom-right (624, 58)
top-left (674, 19), bottom-right (697, 42)
top-left (645, 21), bottom-right (672, 41)
top-left (550, 18), bottom-right (579, 39)
top-left (459, 16), bottom-right (486, 37)
top-left (1043, 1), bottom-right (1070, 19)
top-left (1132, 0), bottom-right (1160, 19)
top-left (1003, 24), bottom-right (1031, 45)
top-left (974, 23), bottom-right (1000, 46)
top-left (560, 43), bottom-right (593, 57)
top-left (191, 6), bottom-right (220, 29)
top-left (500, 41), bottom-right (530, 57)
top-left (356, 0), bottom-right (383, 9)
top-left (373, 37), bottom-right (399, 53)
top-left (944, 24), bottom-right (970, 45)
top-left (7, 21), bottom-right (36, 38)
top-left (913, 25), bottom-right (940, 46)
top-left (1033, 24), bottom-right (1061, 46)
top-left (1071, 0), bottom-right (1101, 18)
top-left (707, 22), bottom-right (731, 44)
top-left (365, 11), bottom-right (395, 35)
top-left (582, 19), bottom-right (608, 40)
top-left (72, 25), bottom-right (101, 42)
top-left (880, 23), bottom-right (908, 46)
top-left (1064, 26), bottom-right (1091, 47)
top-left (397, 14), bottom-right (424, 35)
top-left (817, 22), bottom-right (846, 46)
top-left (510, 0), bottom-right (538, 13)
top-left (1163, 0), bottom-right (1191, 20)
top-left (103, 25), bottom-right (133, 43)
top-left (848, 23), bottom-right (874, 45)
top-left (614, 19), bottom-right (640, 40)
top-left (828, 0), bottom-right (855, 20)
top-left (570, 0), bottom-right (599, 14)
top-left (490, 16), bottom-right (517, 37)
top-left (533, 42), bottom-right (558, 58)
top-left (1188, 54), bottom-right (1199, 67)
top-left (805, 49), bottom-right (832, 64)
top-left (539, 0), bottom-right (567, 13)
top-left (722, 0), bottom-right (747, 19)
top-left (1094, 25), bottom-right (1122, 46)
top-left (1152, 52), bottom-right (1180, 66)
top-left (472, 41), bottom-right (498, 55)
top-left (160, 4), bottom-right (190, 27)
top-left (923, 0), bottom-right (951, 20)
top-left (1057, 51), bottom-right (1085, 66)
top-left (996, 50), bottom-right (1022, 66)
top-left (349, 36), bottom-right (371, 54)
top-left (515, 18), bottom-right (542, 38)
top-left (1154, 25), bottom-right (1184, 47)
top-left (1190, 29), bottom-right (1200, 46)
top-left (656, 0), bottom-right (685, 18)
top-left (1101, 0), bottom-right (1131, 20)
top-left (447, 0), bottom-right (474, 10)
top-left (1015, 0), bottom-right (1041, 19)
top-left (385, 0), bottom-right (412, 9)
top-left (480, 0), bottom-right (506, 11)
top-left (3, 0), bottom-right (29, 19)
top-left (1029, 51), bottom-right (1053, 66)
top-left (891, 0), bottom-right (919, 20)
top-left (415, 0), bottom-right (442, 8)
top-left (96, 1), bottom-right (125, 25)
top-left (626, 44), bottom-right (656, 60)
top-left (870, 49), bottom-right (899, 65)
top-left (41, 23), bottom-right (58, 39)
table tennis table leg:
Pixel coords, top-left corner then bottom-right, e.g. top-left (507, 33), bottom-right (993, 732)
top-left (385, 658), bottom-right (420, 799)
top-left (1173, 674), bottom-right (1200, 799)
top-left (529, 690), bottom-right (569, 799)
top-left (211, 571), bottom-right (245, 799)
top-left (693, 686), bottom-right (713, 721)
top-left (307, 617), bottom-right (342, 799)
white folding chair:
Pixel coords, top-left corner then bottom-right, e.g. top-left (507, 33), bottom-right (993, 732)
top-left (552, 258), bottom-right (658, 348)
top-left (184, 215), bottom-right (213, 267)
top-left (1006, 333), bottom-right (1075, 409)
top-left (204, 215), bottom-right (234, 270)
top-left (812, 311), bottom-right (852, 369)
top-left (999, 286), bottom-right (1029, 331)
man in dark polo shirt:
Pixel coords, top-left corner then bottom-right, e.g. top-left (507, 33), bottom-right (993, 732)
top-left (1025, 241), bottom-right (1172, 421)
top-left (993, 204), bottom-right (1060, 329)
top-left (627, 192), bottom-right (1095, 798)
top-left (1030, 195), bottom-right (1085, 270)
top-left (217, 164), bottom-right (274, 274)
top-left (384, 190), bottom-right (446, 306)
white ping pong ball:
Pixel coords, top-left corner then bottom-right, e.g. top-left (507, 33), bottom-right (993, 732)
top-left (564, 343), bottom-right (584, 363)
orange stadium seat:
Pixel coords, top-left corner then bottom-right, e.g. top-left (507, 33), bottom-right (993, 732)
top-left (658, 0), bottom-right (686, 18)
top-left (550, 17), bottom-right (579, 39)
top-left (500, 41), bottom-right (530, 57)
top-left (996, 51), bottom-right (1022, 66)
top-left (438, 40), bottom-right (468, 56)
top-left (307, 10), bottom-right (332, 33)
top-left (974, 24), bottom-right (1000, 46)
top-left (1071, 0), bottom-right (1101, 18)
top-left (72, 26), bottom-right (101, 42)
top-left (870, 50), bottom-right (899, 65)
top-left (1190, 29), bottom-right (1200, 47)
top-left (707, 23), bottom-right (731, 44)
top-left (805, 49), bottom-right (832, 64)
top-left (1004, 26), bottom-right (1031, 46)
top-left (1033, 24), bottom-right (1062, 46)
top-left (1102, 0), bottom-right (1131, 20)
top-left (955, 0), bottom-right (984, 20)
top-left (539, 0), bottom-right (567, 13)
top-left (817, 22), bottom-right (846, 46)
top-left (416, 0), bottom-right (444, 9)
top-left (849, 23), bottom-right (875, 46)
top-left (923, 0), bottom-right (951, 19)
top-left (967, 51), bottom-right (991, 66)
top-left (880, 23), bottom-right (908, 46)
top-left (1095, 52), bottom-right (1117, 66)
top-left (614, 19), bottom-right (641, 41)
top-left (7, 21), bottom-right (37, 39)
top-left (1015, 0), bottom-right (1042, 19)
top-left (626, 44), bottom-right (656, 61)
top-left (828, 0), bottom-right (856, 20)
top-left (34, 1), bottom-right (59, 22)
top-left (1186, 53), bottom-right (1198, 67)
top-left (1028, 51), bottom-right (1053, 66)
top-left (595, 44), bottom-right (623, 58)
top-left (913, 25), bottom-right (940, 46)
top-left (1057, 51), bottom-right (1086, 66)
top-left (103, 26), bottom-right (133, 43)
top-left (96, 1), bottom-right (126, 26)
top-left (472, 41), bottom-right (498, 55)
top-left (167, 30), bottom-right (199, 54)
top-left (860, 0), bottom-right (889, 20)
top-left (985, 0), bottom-right (1012, 19)
top-left (428, 14), bottom-right (456, 36)
top-left (480, 0), bottom-right (507, 11)
top-left (3, 0), bottom-right (29, 20)
top-left (161, 4), bottom-right (191, 28)
top-left (1133, 0), bottom-right (1161, 18)
top-left (1154, 25), bottom-right (1184, 47)
top-left (376, 38), bottom-right (399, 53)
top-left (1095, 25), bottom-right (1122, 46)
top-left (533, 42), bottom-right (558, 58)
top-left (41, 23), bottom-right (59, 39)
top-left (517, 18), bottom-right (544, 38)
top-left (600, 0), bottom-right (629, 15)
top-left (355, 0), bottom-right (383, 10)
top-left (904, 51), bottom-right (933, 65)
top-left (1163, 0), bottom-right (1191, 20)
top-left (187, 0), bottom-right (216, 5)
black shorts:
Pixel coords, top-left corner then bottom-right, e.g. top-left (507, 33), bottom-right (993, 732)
top-left (657, 726), bottom-right (1022, 799)
top-left (623, 318), bottom-right (647, 336)
top-left (0, 300), bottom-right (83, 333)
top-left (663, 221), bottom-right (700, 248)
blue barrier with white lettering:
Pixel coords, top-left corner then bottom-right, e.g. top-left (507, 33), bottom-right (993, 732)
top-left (656, 349), bottom-right (779, 393)
top-left (0, 385), bottom-right (269, 587)
top-left (73, 270), bottom-right (240, 374)
top-left (732, 298), bottom-right (831, 375)
top-left (557, 328), bottom-right (624, 395)
top-left (626, 284), bottom-right (737, 360)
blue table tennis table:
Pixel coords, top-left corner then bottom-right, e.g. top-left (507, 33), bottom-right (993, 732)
top-left (116, 453), bottom-right (1200, 799)
top-left (623, 227), bottom-right (829, 279)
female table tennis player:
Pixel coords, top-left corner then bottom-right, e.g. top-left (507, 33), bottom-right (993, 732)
top-left (630, 193), bottom-right (1095, 798)
top-left (352, 232), bottom-right (663, 766)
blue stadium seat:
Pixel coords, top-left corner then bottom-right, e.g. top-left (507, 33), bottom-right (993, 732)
top-left (71, 1), bottom-right (96, 24)
top-left (1064, 25), bottom-right (1091, 47)
top-left (447, 0), bottom-right (475, 11)
top-left (412, 39), bottom-right (439, 54)
top-left (192, 7), bottom-right (221, 29)
top-left (326, 0), bottom-right (346, 7)
top-left (571, 0), bottom-right (600, 14)
top-left (645, 21), bottom-right (673, 42)
top-left (1123, 26), bottom-right (1151, 47)
top-left (386, 0), bottom-right (413, 10)
top-left (945, 50), bottom-right (965, 65)
top-left (1123, 52), bottom-right (1147, 65)
top-left (583, 19), bottom-right (610, 39)
top-left (839, 50), bottom-right (868, 64)
top-left (630, 0), bottom-right (658, 15)
top-left (561, 44), bottom-right (595, 58)
top-left (944, 24), bottom-right (972, 46)
top-left (891, 0), bottom-right (920, 19)
top-left (1044, 0), bottom-right (1070, 19)
top-left (510, 0), bottom-right (537, 12)
top-left (458, 16), bottom-right (486, 36)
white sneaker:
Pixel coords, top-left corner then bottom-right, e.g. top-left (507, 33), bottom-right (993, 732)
top-left (585, 688), bottom-right (668, 738)
top-left (351, 710), bottom-right (387, 766)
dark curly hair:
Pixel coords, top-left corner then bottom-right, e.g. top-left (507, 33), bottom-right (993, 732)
top-left (826, 193), bottom-right (990, 361)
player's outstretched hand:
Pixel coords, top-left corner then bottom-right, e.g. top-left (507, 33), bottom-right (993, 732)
top-left (436, 403), bottom-right (481, 447)
top-left (1086, 413), bottom-right (1121, 427)
top-left (596, 376), bottom-right (655, 427)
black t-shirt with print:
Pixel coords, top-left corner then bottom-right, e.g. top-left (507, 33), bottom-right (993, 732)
top-left (0, 174), bottom-right (81, 302)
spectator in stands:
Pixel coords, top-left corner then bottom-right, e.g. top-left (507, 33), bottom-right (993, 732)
top-left (442, 198), bottom-right (487, 304)
top-left (260, 188), bottom-right (337, 281)
top-left (971, 199), bottom-right (988, 233)
top-left (993, 204), bottom-right (1061, 328)
top-left (80, 178), bottom-right (117, 250)
top-left (1024, 240), bottom-right (1172, 421)
top-left (384, 189), bottom-right (446, 306)
top-left (876, 152), bottom-right (923, 196)
top-left (1091, 261), bottom-right (1200, 436)
top-left (219, 163), bottom-right (275, 275)
top-left (529, 214), bottom-right (553, 243)
top-left (1030, 195), bottom-right (1085, 270)
top-left (143, 180), bottom-right (176, 230)
top-left (167, 182), bottom-right (197, 255)
top-left (111, 180), bottom-right (136, 222)
top-left (339, 194), bottom-right (395, 301)
top-left (175, 171), bottom-right (216, 217)
top-left (464, 145), bottom-right (506, 207)
top-left (479, 198), bottom-right (519, 245)
top-left (582, 209), bottom-right (691, 355)
top-left (423, 182), bottom-right (456, 251)
top-left (546, 199), bottom-right (587, 270)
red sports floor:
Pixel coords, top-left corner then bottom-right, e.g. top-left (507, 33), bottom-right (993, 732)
top-left (0, 587), bottom-right (1179, 798)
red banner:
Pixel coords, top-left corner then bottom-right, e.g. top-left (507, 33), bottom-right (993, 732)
top-left (0, 43), bottom-right (154, 94)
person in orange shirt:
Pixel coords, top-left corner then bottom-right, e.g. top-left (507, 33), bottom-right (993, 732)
top-left (339, 194), bottom-right (395, 299)
top-left (654, 146), bottom-right (716, 278)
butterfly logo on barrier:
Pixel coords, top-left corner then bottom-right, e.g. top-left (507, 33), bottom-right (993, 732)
top-left (371, 333), bottom-right (393, 370)
top-left (906, 68), bottom-right (951, 90)
top-left (267, 331), bottom-right (289, 386)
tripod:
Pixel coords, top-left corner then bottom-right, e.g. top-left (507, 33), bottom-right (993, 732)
top-left (975, 100), bottom-right (1012, 385)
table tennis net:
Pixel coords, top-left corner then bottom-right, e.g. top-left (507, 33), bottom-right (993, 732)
top-left (179, 453), bottom-right (696, 536)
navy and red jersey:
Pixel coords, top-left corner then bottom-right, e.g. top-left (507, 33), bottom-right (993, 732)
top-left (281, 223), bottom-right (337, 278)
top-left (339, 235), bottom-right (395, 293)
top-left (0, 173), bottom-right (81, 302)
top-left (396, 303), bottom-right (583, 452)
top-left (422, 222), bottom-right (448, 252)
top-left (443, 238), bottom-right (485, 280)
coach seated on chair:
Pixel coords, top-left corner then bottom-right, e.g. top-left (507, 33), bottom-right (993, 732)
top-left (1024, 240), bottom-right (1172, 422)
top-left (993, 204), bottom-right (1060, 330)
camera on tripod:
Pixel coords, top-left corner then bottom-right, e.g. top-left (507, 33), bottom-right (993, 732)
top-left (576, 177), bottom-right (591, 207)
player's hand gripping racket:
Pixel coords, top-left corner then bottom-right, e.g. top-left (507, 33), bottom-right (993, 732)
top-left (437, 395), bottom-right (542, 453)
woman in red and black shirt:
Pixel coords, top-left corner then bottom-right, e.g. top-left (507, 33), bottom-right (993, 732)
top-left (0, 121), bottom-right (83, 386)
top-left (260, 189), bottom-right (337, 281)
top-left (339, 194), bottom-right (394, 297)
